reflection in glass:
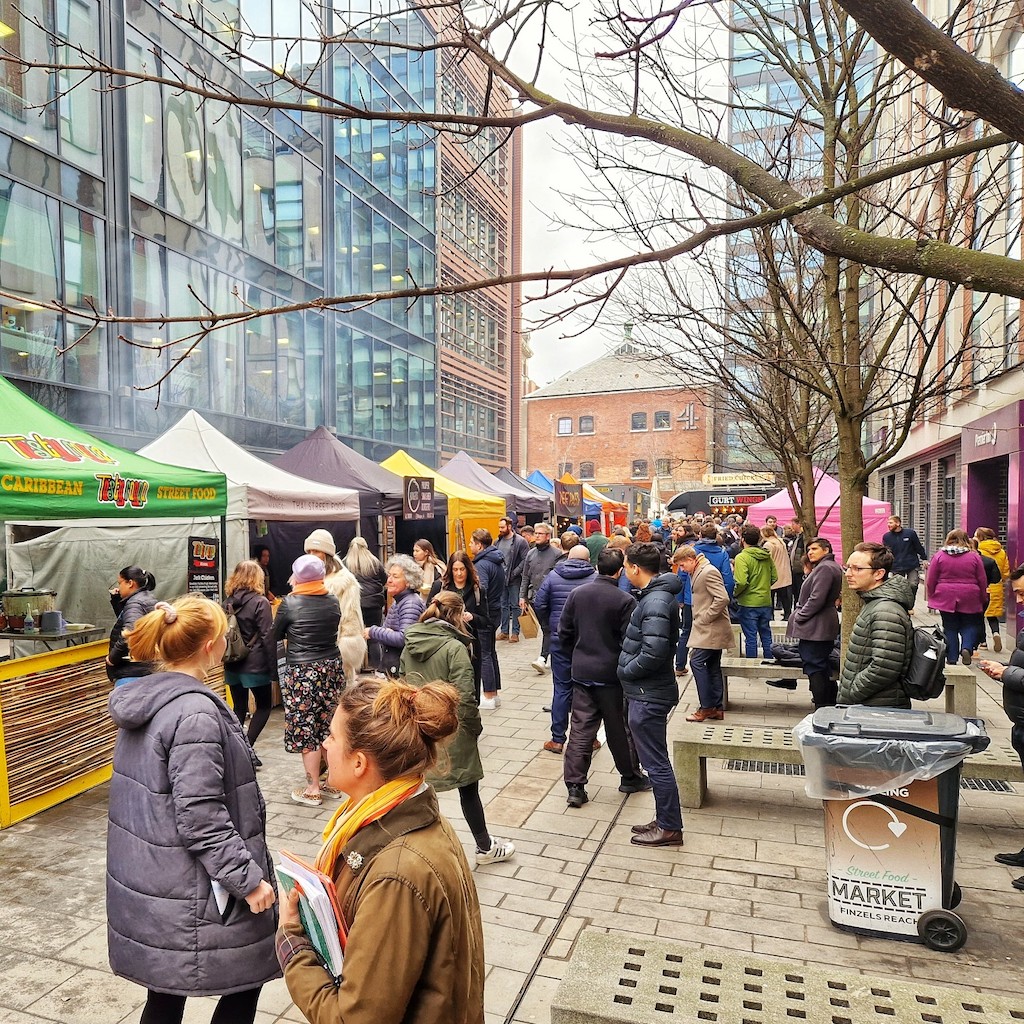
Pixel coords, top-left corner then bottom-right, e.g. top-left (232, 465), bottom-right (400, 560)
top-left (126, 35), bottom-right (163, 205)
top-left (351, 331), bottom-right (372, 435)
top-left (242, 116), bottom-right (275, 261)
top-left (63, 206), bottom-right (105, 310)
top-left (207, 269), bottom-right (244, 414)
top-left (206, 99), bottom-right (243, 243)
top-left (55, 0), bottom-right (102, 174)
top-left (64, 313), bottom-right (107, 387)
top-left (244, 290), bottom-right (276, 420)
top-left (164, 251), bottom-right (208, 408)
top-left (130, 234), bottom-right (166, 389)
top-left (165, 89), bottom-right (206, 224)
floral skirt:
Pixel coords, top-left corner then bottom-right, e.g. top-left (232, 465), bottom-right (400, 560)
top-left (281, 657), bottom-right (345, 753)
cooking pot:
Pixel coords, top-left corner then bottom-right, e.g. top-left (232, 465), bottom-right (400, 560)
top-left (2, 588), bottom-right (57, 619)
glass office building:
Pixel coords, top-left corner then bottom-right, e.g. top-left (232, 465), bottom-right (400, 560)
top-left (0, 0), bottom-right (442, 462)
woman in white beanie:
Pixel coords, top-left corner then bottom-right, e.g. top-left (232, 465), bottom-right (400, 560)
top-left (304, 529), bottom-right (367, 686)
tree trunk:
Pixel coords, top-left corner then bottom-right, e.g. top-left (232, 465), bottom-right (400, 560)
top-left (835, 414), bottom-right (870, 657)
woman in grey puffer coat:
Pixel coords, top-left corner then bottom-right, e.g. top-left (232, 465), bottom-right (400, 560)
top-left (106, 595), bottom-right (279, 1024)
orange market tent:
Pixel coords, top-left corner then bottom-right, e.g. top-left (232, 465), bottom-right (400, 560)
top-left (380, 450), bottom-right (506, 552)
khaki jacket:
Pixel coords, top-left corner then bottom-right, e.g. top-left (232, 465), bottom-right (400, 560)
top-left (282, 789), bottom-right (485, 1024)
top-left (688, 558), bottom-right (734, 650)
top-left (764, 534), bottom-right (793, 589)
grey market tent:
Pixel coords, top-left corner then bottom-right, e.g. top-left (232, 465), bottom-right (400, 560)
top-left (441, 451), bottom-right (551, 516)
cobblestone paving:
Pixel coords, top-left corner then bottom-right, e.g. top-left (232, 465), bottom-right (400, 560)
top-left (2, 615), bottom-right (1024, 1022)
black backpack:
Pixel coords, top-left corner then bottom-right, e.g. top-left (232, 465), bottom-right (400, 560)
top-left (900, 624), bottom-right (948, 701)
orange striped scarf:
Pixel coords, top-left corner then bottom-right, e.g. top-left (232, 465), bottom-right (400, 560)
top-left (315, 775), bottom-right (424, 877)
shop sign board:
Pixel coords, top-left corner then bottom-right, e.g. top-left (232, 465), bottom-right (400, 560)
top-left (403, 476), bottom-right (434, 521)
top-left (187, 536), bottom-right (221, 601)
top-left (962, 401), bottom-right (1024, 463)
top-left (554, 482), bottom-right (583, 518)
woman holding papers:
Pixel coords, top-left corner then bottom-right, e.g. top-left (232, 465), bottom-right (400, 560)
top-left (277, 677), bottom-right (485, 1024)
top-left (106, 595), bottom-right (279, 1024)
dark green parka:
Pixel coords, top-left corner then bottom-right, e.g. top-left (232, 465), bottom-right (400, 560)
top-left (400, 619), bottom-right (483, 792)
top-left (837, 574), bottom-right (915, 708)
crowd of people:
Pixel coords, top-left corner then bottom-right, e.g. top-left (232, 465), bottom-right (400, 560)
top-left (101, 506), bottom-right (1024, 1023)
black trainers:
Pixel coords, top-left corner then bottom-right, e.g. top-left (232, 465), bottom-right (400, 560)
top-left (995, 850), bottom-right (1024, 867)
top-left (618, 775), bottom-right (654, 794)
top-left (1012, 876), bottom-right (1024, 892)
top-left (566, 784), bottom-right (589, 808)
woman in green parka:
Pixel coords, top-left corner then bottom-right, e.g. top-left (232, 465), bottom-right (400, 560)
top-left (400, 591), bottom-right (515, 866)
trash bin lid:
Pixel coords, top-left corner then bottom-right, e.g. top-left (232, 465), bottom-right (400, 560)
top-left (811, 705), bottom-right (974, 742)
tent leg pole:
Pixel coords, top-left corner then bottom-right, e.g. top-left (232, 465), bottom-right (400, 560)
top-left (219, 516), bottom-right (227, 592)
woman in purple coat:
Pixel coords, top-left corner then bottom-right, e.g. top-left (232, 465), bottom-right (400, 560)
top-left (926, 529), bottom-right (990, 665)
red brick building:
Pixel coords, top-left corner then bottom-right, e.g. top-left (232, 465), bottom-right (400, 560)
top-left (523, 343), bottom-right (711, 497)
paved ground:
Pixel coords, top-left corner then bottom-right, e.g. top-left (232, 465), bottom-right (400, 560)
top-left (2, 613), bottom-right (1024, 1022)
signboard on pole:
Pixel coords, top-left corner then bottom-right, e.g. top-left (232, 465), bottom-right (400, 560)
top-left (554, 482), bottom-right (583, 519)
top-left (403, 476), bottom-right (434, 521)
top-left (187, 536), bottom-right (221, 601)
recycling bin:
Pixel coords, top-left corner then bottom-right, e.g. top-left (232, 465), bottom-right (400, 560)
top-left (794, 705), bottom-right (990, 952)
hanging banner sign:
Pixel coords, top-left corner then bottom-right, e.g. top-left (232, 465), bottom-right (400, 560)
top-left (187, 535), bottom-right (221, 601)
top-left (554, 482), bottom-right (583, 519)
top-left (403, 476), bottom-right (434, 521)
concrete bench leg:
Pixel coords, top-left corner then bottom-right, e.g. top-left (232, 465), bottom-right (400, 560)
top-left (722, 672), bottom-right (730, 711)
top-left (945, 676), bottom-right (978, 718)
top-left (674, 745), bottom-right (707, 809)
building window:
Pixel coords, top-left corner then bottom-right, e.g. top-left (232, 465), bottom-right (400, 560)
top-left (578, 415), bottom-right (594, 434)
top-left (579, 461), bottom-right (595, 480)
top-left (632, 460), bottom-right (648, 479)
top-left (654, 410), bottom-right (671, 430)
top-left (558, 462), bottom-right (573, 476)
top-left (557, 416), bottom-right (572, 435)
top-left (631, 412), bottom-right (647, 431)
top-left (656, 458), bottom-right (672, 477)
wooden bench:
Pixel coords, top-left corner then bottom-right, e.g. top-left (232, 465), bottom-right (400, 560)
top-left (717, 658), bottom-right (978, 717)
top-left (672, 721), bottom-right (1022, 808)
top-left (552, 931), bottom-right (1024, 1023)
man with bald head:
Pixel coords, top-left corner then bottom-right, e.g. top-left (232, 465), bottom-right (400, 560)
top-left (533, 545), bottom-right (596, 753)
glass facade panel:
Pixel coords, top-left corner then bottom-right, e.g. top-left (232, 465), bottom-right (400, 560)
top-left (63, 205), bottom-right (104, 311)
top-left (126, 35), bottom-right (163, 206)
top-left (242, 117), bottom-right (275, 262)
top-left (206, 99), bottom-right (243, 244)
top-left (164, 89), bottom-right (206, 224)
top-left (55, 0), bottom-right (102, 175)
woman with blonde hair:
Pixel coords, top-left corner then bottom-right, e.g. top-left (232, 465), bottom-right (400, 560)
top-left (412, 538), bottom-right (447, 599)
top-left (278, 678), bottom-right (484, 1022)
top-left (107, 595), bottom-right (279, 1024)
top-left (401, 591), bottom-right (514, 866)
top-left (344, 536), bottom-right (387, 662)
top-left (304, 529), bottom-right (367, 685)
top-left (224, 560), bottom-right (277, 764)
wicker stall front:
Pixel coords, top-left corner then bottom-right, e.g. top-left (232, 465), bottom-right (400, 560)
top-left (0, 641), bottom-right (226, 828)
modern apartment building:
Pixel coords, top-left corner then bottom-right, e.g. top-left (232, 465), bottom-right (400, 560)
top-left (0, 0), bottom-right (520, 465)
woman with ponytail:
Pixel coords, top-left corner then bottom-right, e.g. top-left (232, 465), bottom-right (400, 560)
top-left (105, 564), bottom-right (158, 684)
top-left (106, 595), bottom-right (279, 1024)
top-left (401, 592), bottom-right (515, 867)
top-left (278, 677), bottom-right (485, 1024)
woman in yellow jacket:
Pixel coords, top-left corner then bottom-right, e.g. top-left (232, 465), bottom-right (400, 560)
top-left (976, 528), bottom-right (1011, 651)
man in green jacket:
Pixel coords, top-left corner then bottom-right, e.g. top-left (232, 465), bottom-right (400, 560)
top-left (733, 525), bottom-right (778, 657)
top-left (837, 541), bottom-right (914, 707)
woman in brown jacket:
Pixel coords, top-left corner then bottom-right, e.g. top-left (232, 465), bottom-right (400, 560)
top-left (277, 677), bottom-right (485, 1024)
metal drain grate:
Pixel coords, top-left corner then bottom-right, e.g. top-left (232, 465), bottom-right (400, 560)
top-left (962, 777), bottom-right (1015, 793)
top-left (727, 759), bottom-right (806, 776)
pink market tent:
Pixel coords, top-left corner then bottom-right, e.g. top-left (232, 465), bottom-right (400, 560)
top-left (744, 470), bottom-right (890, 561)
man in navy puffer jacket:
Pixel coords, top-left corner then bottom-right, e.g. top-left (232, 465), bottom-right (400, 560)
top-left (534, 546), bottom-right (595, 753)
top-left (470, 529), bottom-right (507, 707)
top-left (618, 542), bottom-right (683, 848)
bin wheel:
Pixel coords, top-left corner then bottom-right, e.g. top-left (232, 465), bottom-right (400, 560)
top-left (950, 882), bottom-right (962, 909)
top-left (918, 909), bottom-right (968, 952)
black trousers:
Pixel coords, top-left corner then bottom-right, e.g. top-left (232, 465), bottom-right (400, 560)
top-left (141, 988), bottom-right (262, 1024)
top-left (563, 681), bottom-right (640, 786)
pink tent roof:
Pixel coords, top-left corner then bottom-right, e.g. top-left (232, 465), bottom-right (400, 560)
top-left (745, 469), bottom-right (890, 561)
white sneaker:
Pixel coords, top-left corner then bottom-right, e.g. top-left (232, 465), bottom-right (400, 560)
top-left (476, 838), bottom-right (515, 865)
top-left (531, 658), bottom-right (549, 675)
top-left (479, 695), bottom-right (502, 710)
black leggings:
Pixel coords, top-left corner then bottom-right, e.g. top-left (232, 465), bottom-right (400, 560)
top-left (228, 684), bottom-right (273, 747)
top-left (141, 987), bottom-right (261, 1024)
top-left (459, 781), bottom-right (491, 852)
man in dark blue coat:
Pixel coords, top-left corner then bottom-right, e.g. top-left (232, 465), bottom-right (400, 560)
top-left (618, 542), bottom-right (684, 848)
top-left (470, 528), bottom-right (507, 707)
top-left (534, 546), bottom-right (595, 754)
top-left (559, 547), bottom-right (647, 807)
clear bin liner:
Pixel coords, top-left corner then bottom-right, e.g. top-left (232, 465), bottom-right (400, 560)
top-left (793, 710), bottom-right (990, 800)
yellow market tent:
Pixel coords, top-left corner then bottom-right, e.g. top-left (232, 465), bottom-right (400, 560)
top-left (380, 450), bottom-right (506, 552)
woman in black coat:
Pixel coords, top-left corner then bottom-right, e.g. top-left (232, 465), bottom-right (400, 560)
top-left (224, 560), bottom-right (277, 765)
top-left (106, 565), bottom-right (158, 684)
top-left (429, 549), bottom-right (491, 700)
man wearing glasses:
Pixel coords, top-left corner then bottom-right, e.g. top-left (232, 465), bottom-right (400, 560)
top-left (836, 542), bottom-right (914, 708)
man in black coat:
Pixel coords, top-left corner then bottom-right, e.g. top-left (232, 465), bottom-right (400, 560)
top-left (979, 567), bottom-right (1024, 888)
top-left (470, 528), bottom-right (506, 706)
top-left (559, 547), bottom-right (648, 808)
top-left (617, 542), bottom-right (683, 848)
top-left (495, 516), bottom-right (530, 642)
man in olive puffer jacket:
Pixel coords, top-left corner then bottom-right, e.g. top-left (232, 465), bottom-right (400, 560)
top-left (837, 542), bottom-right (914, 708)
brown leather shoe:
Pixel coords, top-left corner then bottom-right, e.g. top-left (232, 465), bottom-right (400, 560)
top-left (496, 632), bottom-right (508, 641)
top-left (542, 740), bottom-right (564, 754)
top-left (631, 819), bottom-right (659, 834)
top-left (685, 707), bottom-right (724, 722)
top-left (508, 634), bottom-right (519, 643)
top-left (631, 827), bottom-right (684, 847)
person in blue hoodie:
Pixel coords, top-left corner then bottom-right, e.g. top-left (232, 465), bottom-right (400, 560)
top-left (470, 528), bottom-right (507, 707)
top-left (534, 546), bottom-right (596, 754)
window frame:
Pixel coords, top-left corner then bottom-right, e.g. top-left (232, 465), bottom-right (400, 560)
top-left (578, 414), bottom-right (595, 434)
top-left (631, 459), bottom-right (649, 479)
top-left (579, 460), bottom-right (595, 480)
top-left (556, 416), bottom-right (573, 436)
top-left (653, 409), bottom-right (671, 430)
top-left (630, 411), bottom-right (648, 432)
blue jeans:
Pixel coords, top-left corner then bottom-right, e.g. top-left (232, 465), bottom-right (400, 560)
top-left (940, 611), bottom-right (981, 664)
top-left (675, 604), bottom-right (692, 671)
top-left (549, 641), bottom-right (574, 744)
top-left (478, 628), bottom-right (501, 693)
top-left (627, 697), bottom-right (682, 831)
top-left (689, 647), bottom-right (724, 710)
top-left (738, 605), bottom-right (773, 658)
top-left (500, 582), bottom-right (522, 635)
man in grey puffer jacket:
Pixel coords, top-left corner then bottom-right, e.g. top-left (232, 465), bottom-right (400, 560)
top-left (837, 542), bottom-right (914, 708)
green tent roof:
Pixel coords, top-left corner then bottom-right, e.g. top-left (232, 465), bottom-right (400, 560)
top-left (0, 376), bottom-right (227, 519)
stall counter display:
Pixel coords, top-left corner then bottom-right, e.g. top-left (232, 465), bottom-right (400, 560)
top-left (0, 641), bottom-right (227, 828)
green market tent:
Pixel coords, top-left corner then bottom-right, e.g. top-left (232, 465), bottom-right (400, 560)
top-left (0, 376), bottom-right (227, 520)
